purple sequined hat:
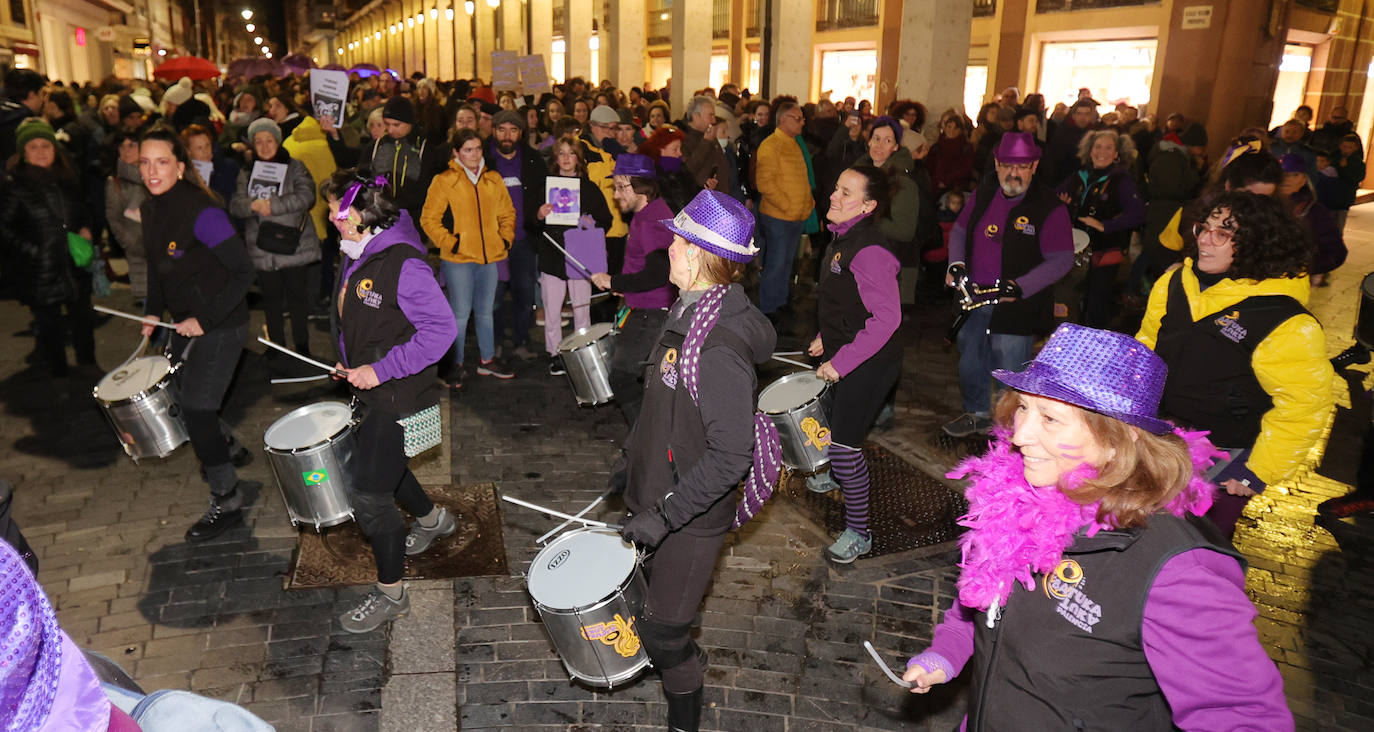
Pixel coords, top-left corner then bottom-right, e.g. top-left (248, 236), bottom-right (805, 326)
top-left (609, 153), bottom-right (656, 179)
top-left (661, 189), bottom-right (759, 263)
top-left (993, 323), bottom-right (1173, 434)
top-left (995, 131), bottom-right (1041, 164)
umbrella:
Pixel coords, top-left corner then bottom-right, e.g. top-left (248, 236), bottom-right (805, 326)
top-left (153, 56), bottom-right (220, 81)
top-left (349, 63), bottom-right (381, 78)
top-left (322, 63), bottom-right (347, 72)
top-left (228, 57), bottom-right (277, 79)
top-left (281, 54), bottom-right (316, 75)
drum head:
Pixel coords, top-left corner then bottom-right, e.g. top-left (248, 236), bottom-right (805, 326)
top-left (558, 323), bottom-right (616, 352)
top-left (528, 528), bottom-right (637, 609)
top-left (758, 372), bottom-right (827, 414)
top-left (96, 356), bottom-right (171, 401)
top-left (264, 402), bottom-right (353, 451)
top-left (1071, 228), bottom-right (1091, 254)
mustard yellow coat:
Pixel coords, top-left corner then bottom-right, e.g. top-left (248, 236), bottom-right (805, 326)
top-left (421, 160), bottom-right (516, 264)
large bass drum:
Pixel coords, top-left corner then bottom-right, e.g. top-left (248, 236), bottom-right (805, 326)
top-left (264, 402), bottom-right (356, 531)
top-left (93, 355), bottom-right (189, 462)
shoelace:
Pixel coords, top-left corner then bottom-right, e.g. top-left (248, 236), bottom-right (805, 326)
top-left (351, 593), bottom-right (383, 620)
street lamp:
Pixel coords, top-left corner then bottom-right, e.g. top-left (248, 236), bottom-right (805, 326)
top-left (487, 0), bottom-right (499, 8)
top-left (254, 36), bottom-right (263, 45)
top-left (464, 1), bottom-right (474, 15)
top-left (241, 9), bottom-right (252, 21)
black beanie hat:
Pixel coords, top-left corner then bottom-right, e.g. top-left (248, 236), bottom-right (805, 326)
top-left (382, 96), bottom-right (415, 124)
top-left (117, 95), bottom-right (142, 119)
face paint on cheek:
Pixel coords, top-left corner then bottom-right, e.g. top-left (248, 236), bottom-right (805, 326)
top-left (1054, 443), bottom-right (1085, 461)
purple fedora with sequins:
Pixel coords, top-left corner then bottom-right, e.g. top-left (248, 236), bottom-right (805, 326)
top-left (993, 322), bottom-right (1172, 434)
top-left (661, 190), bottom-right (759, 263)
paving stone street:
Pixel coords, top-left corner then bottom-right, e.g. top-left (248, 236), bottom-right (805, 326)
top-left (5, 206), bottom-right (1374, 730)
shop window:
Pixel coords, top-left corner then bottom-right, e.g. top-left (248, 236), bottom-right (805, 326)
top-left (9, 0), bottom-right (25, 27)
top-left (1038, 38), bottom-right (1157, 113)
top-left (1269, 44), bottom-right (1313, 132)
top-left (819, 48), bottom-right (877, 109)
top-left (965, 65), bottom-right (988, 119)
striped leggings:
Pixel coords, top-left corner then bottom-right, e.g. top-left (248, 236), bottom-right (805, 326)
top-left (829, 443), bottom-right (870, 537)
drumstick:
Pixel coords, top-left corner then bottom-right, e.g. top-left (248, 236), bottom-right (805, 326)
top-left (771, 355), bottom-right (813, 370)
top-left (93, 304), bottom-right (176, 329)
top-left (537, 491), bottom-right (609, 544)
top-left (542, 232), bottom-right (596, 279)
top-left (862, 641), bottom-right (915, 689)
top-left (270, 374), bottom-right (332, 384)
top-left (501, 494), bottom-right (618, 529)
top-left (772, 351), bottom-right (805, 357)
top-left (256, 337), bottom-right (345, 375)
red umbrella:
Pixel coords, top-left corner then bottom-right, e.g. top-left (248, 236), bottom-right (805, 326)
top-left (153, 56), bottom-right (220, 81)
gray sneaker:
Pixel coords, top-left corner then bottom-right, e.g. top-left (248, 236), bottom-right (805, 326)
top-left (825, 528), bottom-right (873, 564)
top-left (806, 472), bottom-right (838, 494)
top-left (340, 588), bottom-right (409, 633)
top-left (942, 413), bottom-right (992, 438)
top-left (404, 507), bottom-right (457, 556)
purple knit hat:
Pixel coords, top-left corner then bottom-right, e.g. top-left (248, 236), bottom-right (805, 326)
top-left (993, 323), bottom-right (1172, 434)
top-left (995, 131), bottom-right (1041, 164)
top-left (661, 190), bottom-right (759, 263)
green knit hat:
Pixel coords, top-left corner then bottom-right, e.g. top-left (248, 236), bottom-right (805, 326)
top-left (15, 118), bottom-right (57, 152)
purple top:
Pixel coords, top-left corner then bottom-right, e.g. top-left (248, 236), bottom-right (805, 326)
top-left (913, 548), bottom-right (1293, 731)
top-left (831, 245), bottom-right (901, 376)
top-left (621, 197), bottom-right (678, 309)
top-left (491, 145), bottom-right (530, 241)
top-left (948, 190), bottom-right (1074, 298)
top-left (337, 211), bottom-right (458, 380)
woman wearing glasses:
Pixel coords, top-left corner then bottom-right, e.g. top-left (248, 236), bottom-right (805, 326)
top-left (1136, 191), bottom-right (1333, 539)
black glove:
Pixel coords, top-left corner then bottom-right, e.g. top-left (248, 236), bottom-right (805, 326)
top-left (620, 506), bottom-right (671, 548)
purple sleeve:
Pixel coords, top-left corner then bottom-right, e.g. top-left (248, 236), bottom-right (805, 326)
top-left (1013, 205), bottom-right (1074, 298)
top-left (192, 207), bottom-right (255, 330)
top-left (947, 195), bottom-right (975, 266)
top-left (194, 206), bottom-right (238, 246)
top-left (1100, 175), bottom-right (1146, 233)
top-left (832, 246), bottom-right (902, 375)
top-left (371, 258), bottom-right (459, 383)
top-left (1143, 549), bottom-right (1294, 731)
top-left (917, 600), bottom-right (977, 678)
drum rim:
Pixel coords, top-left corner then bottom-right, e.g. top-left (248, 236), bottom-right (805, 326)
top-left (94, 356), bottom-right (175, 405)
top-left (527, 527), bottom-right (640, 608)
top-left (758, 370), bottom-right (829, 415)
top-left (264, 401), bottom-right (355, 453)
top-left (557, 322), bottom-right (618, 353)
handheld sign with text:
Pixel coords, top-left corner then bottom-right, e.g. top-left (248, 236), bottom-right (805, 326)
top-left (545, 176), bottom-right (581, 226)
top-left (248, 161), bottom-right (288, 199)
top-left (310, 69), bottom-right (350, 128)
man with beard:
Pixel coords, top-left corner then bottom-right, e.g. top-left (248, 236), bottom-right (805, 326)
top-left (942, 133), bottom-right (1074, 437)
top-left (487, 110), bottom-right (545, 359)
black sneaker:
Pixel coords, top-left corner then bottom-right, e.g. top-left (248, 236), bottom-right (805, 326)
top-left (477, 357), bottom-right (515, 380)
top-left (185, 495), bottom-right (244, 542)
top-left (439, 365), bottom-right (465, 390)
top-left (549, 356), bottom-right (567, 376)
top-left (1331, 344), bottom-right (1371, 370)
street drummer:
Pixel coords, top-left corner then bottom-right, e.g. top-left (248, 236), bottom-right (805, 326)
top-left (137, 126), bottom-right (257, 543)
top-left (324, 169), bottom-right (459, 633)
top-left (808, 164), bottom-right (902, 563)
top-left (615, 190), bottom-right (775, 731)
top-left (590, 153), bottom-right (678, 425)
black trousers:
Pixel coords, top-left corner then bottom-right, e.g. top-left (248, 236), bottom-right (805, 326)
top-left (350, 407), bottom-right (436, 584)
top-left (258, 266), bottom-right (311, 351)
top-left (31, 295), bottom-right (96, 376)
top-left (173, 325), bottom-right (247, 495)
top-left (643, 528), bottom-right (728, 693)
top-left (609, 308), bottom-right (668, 427)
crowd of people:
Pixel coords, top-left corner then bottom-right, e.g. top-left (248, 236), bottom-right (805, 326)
top-left (0, 61), bottom-right (1360, 731)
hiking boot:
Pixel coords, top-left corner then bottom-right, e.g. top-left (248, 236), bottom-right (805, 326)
top-left (477, 357), bottom-right (515, 380)
top-left (405, 507), bottom-right (457, 556)
top-left (185, 493), bottom-right (244, 542)
top-left (942, 413), bottom-right (992, 438)
top-left (1317, 492), bottom-right (1374, 519)
top-left (339, 588), bottom-right (409, 633)
top-left (549, 356), bottom-right (567, 376)
top-left (825, 528), bottom-right (873, 564)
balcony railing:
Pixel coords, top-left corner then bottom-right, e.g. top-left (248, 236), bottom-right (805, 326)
top-left (714, 0), bottom-right (730, 39)
top-left (973, 0), bottom-right (997, 18)
top-left (647, 5), bottom-right (670, 45)
top-left (815, 0), bottom-right (879, 31)
top-left (1035, 0), bottom-right (1158, 11)
top-left (1295, 0), bottom-right (1338, 12)
top-left (746, 0), bottom-right (763, 36)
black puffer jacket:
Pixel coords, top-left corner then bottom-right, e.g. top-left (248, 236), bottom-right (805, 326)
top-left (0, 162), bottom-right (91, 306)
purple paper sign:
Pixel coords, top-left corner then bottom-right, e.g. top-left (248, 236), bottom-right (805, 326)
top-left (564, 226), bottom-right (607, 279)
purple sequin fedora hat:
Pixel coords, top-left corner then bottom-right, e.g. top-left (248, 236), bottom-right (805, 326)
top-left (993, 322), bottom-right (1173, 435)
top-left (661, 190), bottom-right (759, 263)
top-left (995, 131), bottom-right (1041, 164)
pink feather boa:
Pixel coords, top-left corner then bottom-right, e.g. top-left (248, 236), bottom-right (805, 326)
top-left (947, 428), bottom-right (1223, 612)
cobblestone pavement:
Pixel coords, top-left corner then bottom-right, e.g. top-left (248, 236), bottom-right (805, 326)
top-left (4, 206), bottom-right (1374, 730)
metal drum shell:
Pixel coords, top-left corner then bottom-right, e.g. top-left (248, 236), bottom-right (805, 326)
top-left (264, 403), bottom-right (357, 532)
top-left (558, 325), bottom-right (618, 406)
top-left (759, 371), bottom-right (833, 472)
top-left (93, 359), bottom-right (189, 462)
top-left (1357, 272), bottom-right (1374, 351)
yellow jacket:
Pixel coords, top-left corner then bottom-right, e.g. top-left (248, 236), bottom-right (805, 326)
top-left (1136, 261), bottom-right (1334, 485)
top-left (282, 116), bottom-right (338, 239)
top-left (755, 128), bottom-right (814, 222)
top-left (581, 139), bottom-right (627, 238)
top-left (1159, 207), bottom-right (1184, 251)
top-left (421, 160), bottom-right (516, 264)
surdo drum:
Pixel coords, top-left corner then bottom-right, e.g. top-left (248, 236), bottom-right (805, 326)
top-left (557, 323), bottom-right (618, 406)
top-left (1357, 272), bottom-right (1374, 350)
top-left (758, 371), bottom-right (833, 472)
top-left (526, 528), bottom-right (650, 687)
top-left (263, 402), bottom-right (357, 531)
top-left (93, 355), bottom-right (189, 462)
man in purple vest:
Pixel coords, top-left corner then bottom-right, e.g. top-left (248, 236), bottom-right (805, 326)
top-left (943, 132), bottom-right (1074, 437)
top-left (591, 153), bottom-right (679, 426)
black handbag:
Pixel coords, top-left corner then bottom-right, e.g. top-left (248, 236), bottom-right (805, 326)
top-left (255, 213), bottom-right (308, 255)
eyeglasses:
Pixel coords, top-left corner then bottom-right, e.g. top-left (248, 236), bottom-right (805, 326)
top-left (613, 183), bottom-right (633, 192)
top-left (995, 161), bottom-right (1034, 172)
top-left (1192, 222), bottom-right (1236, 246)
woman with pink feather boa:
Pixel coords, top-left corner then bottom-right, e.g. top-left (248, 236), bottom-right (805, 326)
top-left (901, 323), bottom-right (1292, 731)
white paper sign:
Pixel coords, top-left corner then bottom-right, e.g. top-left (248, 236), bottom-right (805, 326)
top-left (1182, 6), bottom-right (1212, 29)
top-left (248, 161), bottom-right (288, 199)
top-left (545, 176), bottom-right (581, 226)
top-left (310, 69), bottom-right (350, 127)
top-left (191, 159), bottom-right (213, 186)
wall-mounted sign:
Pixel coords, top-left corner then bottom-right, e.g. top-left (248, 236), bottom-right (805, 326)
top-left (1182, 5), bottom-right (1212, 30)
top-left (96, 27), bottom-right (117, 42)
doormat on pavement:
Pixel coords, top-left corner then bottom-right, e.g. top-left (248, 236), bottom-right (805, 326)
top-left (286, 482), bottom-right (507, 590)
top-left (779, 443), bottom-right (967, 559)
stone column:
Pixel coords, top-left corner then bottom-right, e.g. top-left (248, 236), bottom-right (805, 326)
top-left (423, 2), bottom-right (440, 77)
top-left (609, 0), bottom-right (645, 89)
top-left (671, 0), bottom-right (712, 113)
top-left (564, 0), bottom-right (593, 82)
top-left (764, 0), bottom-right (814, 100)
top-left (437, 1), bottom-right (455, 80)
top-left (894, 0), bottom-right (972, 130)
top-left (456, 3), bottom-right (475, 78)
top-left (594, 1), bottom-right (608, 84)
top-left (476, 4), bottom-right (496, 81)
top-left (500, 0), bottom-right (524, 53)
top-left (529, 0), bottom-right (553, 62)
top-left (406, 0), bottom-right (421, 76)
top-left (729, 0), bottom-right (746, 90)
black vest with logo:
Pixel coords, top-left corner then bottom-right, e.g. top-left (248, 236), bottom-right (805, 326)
top-left (1154, 272), bottom-right (1309, 447)
top-left (1063, 166), bottom-right (1133, 253)
top-left (333, 244), bottom-right (439, 416)
top-left (817, 216), bottom-right (901, 365)
top-left (966, 180), bottom-right (1063, 336)
top-left (967, 513), bottom-right (1243, 731)
top-left (141, 180), bottom-right (249, 329)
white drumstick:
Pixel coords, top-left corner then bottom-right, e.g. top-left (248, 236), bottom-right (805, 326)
top-left (94, 304), bottom-right (176, 329)
top-left (542, 232), bottom-right (596, 278)
top-left (771, 355), bottom-right (813, 370)
top-left (537, 493), bottom-right (606, 544)
top-left (501, 494), bottom-right (612, 528)
top-left (270, 374), bottom-right (332, 384)
top-left (862, 641), bottom-right (914, 688)
top-left (256, 337), bottom-right (344, 375)
top-left (773, 351), bottom-right (805, 357)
